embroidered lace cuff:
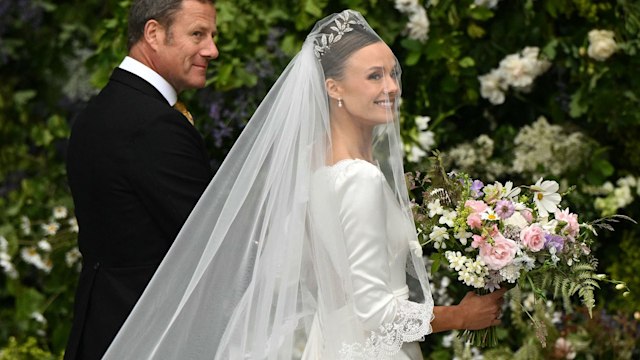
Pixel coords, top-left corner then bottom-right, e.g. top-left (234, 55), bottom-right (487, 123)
top-left (338, 300), bottom-right (433, 359)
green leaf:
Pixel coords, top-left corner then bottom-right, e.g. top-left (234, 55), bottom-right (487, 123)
top-left (466, 23), bottom-right (486, 38)
top-left (542, 39), bottom-right (558, 60)
top-left (468, 6), bottom-right (494, 21)
top-left (405, 51), bottom-right (422, 66)
top-left (13, 91), bottom-right (37, 106)
top-left (458, 56), bottom-right (475, 68)
top-left (569, 90), bottom-right (588, 118)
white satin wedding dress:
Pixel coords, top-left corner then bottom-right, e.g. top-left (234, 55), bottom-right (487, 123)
top-left (304, 159), bottom-right (431, 359)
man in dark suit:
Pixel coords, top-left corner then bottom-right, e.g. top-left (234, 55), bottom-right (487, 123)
top-left (64, 0), bottom-right (218, 358)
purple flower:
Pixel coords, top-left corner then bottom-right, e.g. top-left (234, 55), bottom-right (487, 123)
top-left (470, 180), bottom-right (484, 198)
top-left (495, 200), bottom-right (515, 219)
top-left (544, 234), bottom-right (565, 253)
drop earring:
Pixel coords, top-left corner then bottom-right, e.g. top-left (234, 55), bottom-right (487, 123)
top-left (338, 98), bottom-right (343, 108)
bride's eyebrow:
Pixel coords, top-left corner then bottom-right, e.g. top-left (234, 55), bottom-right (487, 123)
top-left (366, 64), bottom-right (398, 72)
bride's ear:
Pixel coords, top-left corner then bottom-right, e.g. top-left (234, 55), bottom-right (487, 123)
top-left (325, 78), bottom-right (342, 102)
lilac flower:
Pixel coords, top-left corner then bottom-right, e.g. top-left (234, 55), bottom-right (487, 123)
top-left (470, 180), bottom-right (484, 198)
top-left (544, 234), bottom-right (565, 253)
top-left (495, 199), bottom-right (515, 219)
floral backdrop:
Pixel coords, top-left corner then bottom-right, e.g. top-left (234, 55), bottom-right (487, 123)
top-left (0, 0), bottom-right (638, 358)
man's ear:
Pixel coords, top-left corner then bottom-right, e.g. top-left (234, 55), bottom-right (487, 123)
top-left (143, 19), bottom-right (163, 50)
top-left (325, 78), bottom-right (342, 102)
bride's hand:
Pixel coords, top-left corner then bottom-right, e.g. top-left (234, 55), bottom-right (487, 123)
top-left (457, 287), bottom-right (507, 330)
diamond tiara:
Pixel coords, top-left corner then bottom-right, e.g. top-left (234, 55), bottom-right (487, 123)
top-left (313, 11), bottom-right (366, 59)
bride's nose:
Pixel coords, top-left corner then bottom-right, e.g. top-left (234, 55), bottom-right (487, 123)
top-left (383, 74), bottom-right (399, 95)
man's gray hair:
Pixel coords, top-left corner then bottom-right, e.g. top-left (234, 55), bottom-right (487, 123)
top-left (127, 0), bottom-right (215, 50)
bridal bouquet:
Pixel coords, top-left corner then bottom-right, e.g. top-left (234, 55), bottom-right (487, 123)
top-left (407, 153), bottom-right (632, 347)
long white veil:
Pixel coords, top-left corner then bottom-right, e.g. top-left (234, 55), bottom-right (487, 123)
top-left (103, 10), bottom-right (433, 360)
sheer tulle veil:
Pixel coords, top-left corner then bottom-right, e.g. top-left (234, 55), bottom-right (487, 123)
top-left (102, 9), bottom-right (433, 359)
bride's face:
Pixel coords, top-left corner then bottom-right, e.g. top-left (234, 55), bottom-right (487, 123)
top-left (337, 42), bottom-right (400, 126)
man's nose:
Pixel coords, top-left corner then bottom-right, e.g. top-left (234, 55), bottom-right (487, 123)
top-left (202, 37), bottom-right (219, 60)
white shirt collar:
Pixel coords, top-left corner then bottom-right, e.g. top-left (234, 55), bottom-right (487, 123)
top-left (119, 56), bottom-right (178, 106)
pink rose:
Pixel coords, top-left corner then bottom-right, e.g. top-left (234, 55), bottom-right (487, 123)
top-left (520, 209), bottom-right (534, 223)
top-left (520, 224), bottom-right (546, 252)
top-left (465, 200), bottom-right (488, 213)
top-left (466, 213), bottom-right (482, 229)
top-left (479, 232), bottom-right (517, 270)
top-left (555, 208), bottom-right (579, 238)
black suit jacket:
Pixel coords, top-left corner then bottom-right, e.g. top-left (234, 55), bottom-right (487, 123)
top-left (64, 68), bottom-right (213, 360)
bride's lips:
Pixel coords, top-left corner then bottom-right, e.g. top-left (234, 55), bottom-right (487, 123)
top-left (374, 99), bottom-right (395, 107)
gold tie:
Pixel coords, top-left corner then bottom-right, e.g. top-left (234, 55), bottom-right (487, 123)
top-left (174, 101), bottom-right (194, 125)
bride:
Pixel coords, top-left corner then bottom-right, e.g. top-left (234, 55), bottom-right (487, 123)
top-left (102, 9), bottom-right (505, 359)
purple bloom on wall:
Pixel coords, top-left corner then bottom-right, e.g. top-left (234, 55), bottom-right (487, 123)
top-left (471, 180), bottom-right (484, 198)
top-left (544, 234), bottom-right (565, 253)
top-left (495, 200), bottom-right (515, 219)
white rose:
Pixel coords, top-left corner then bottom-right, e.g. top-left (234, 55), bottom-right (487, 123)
top-left (587, 29), bottom-right (617, 61)
top-left (478, 69), bottom-right (506, 104)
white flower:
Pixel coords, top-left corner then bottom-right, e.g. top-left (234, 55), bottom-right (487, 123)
top-left (439, 209), bottom-right (457, 227)
top-left (474, 0), bottom-right (500, 8)
top-left (415, 115), bottom-right (431, 131)
top-left (442, 332), bottom-right (455, 348)
top-left (479, 47), bottom-right (550, 105)
top-left (503, 211), bottom-right (528, 228)
top-left (20, 216), bottom-right (31, 235)
top-left (478, 69), bottom-right (506, 105)
top-left (512, 117), bottom-right (588, 179)
top-left (37, 240), bottom-right (52, 252)
top-left (617, 175), bottom-right (637, 188)
top-left (446, 251), bottom-right (467, 271)
top-left (427, 199), bottom-right (444, 217)
top-left (554, 337), bottom-right (577, 360)
top-left (0, 236), bottom-right (7, 252)
top-left (68, 217), bottom-right (79, 233)
top-left (0, 253), bottom-right (19, 279)
top-left (602, 181), bottom-right (614, 193)
top-left (531, 178), bottom-right (562, 217)
top-left (407, 144), bottom-right (427, 163)
top-left (41, 222), bottom-right (60, 236)
top-left (52, 205), bottom-right (68, 219)
top-left (481, 208), bottom-right (499, 221)
top-left (21, 246), bottom-right (40, 264)
top-left (502, 181), bottom-right (521, 199)
top-left (454, 229), bottom-right (472, 245)
top-left (499, 264), bottom-right (521, 283)
top-left (430, 226), bottom-right (449, 248)
top-left (587, 29), bottom-right (617, 61)
top-left (417, 131), bottom-right (435, 150)
top-left (20, 247), bottom-right (53, 273)
top-left (31, 312), bottom-right (47, 324)
top-left (405, 7), bottom-right (429, 42)
top-left (395, 0), bottom-right (419, 13)
top-left (613, 186), bottom-right (633, 208)
top-left (467, 258), bottom-right (487, 275)
top-left (500, 54), bottom-right (535, 88)
top-left (65, 247), bottom-right (82, 267)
